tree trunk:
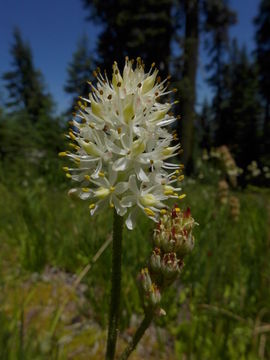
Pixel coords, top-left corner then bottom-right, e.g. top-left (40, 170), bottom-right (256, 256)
top-left (179, 0), bottom-right (199, 173)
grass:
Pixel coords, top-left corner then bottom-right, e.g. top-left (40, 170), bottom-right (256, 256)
top-left (0, 166), bottom-right (269, 359)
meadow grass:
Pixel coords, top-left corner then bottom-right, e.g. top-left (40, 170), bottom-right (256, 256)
top-left (0, 169), bottom-right (269, 359)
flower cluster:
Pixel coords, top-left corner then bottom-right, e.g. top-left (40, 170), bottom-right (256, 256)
top-left (138, 205), bottom-right (197, 313)
top-left (208, 146), bottom-right (242, 187)
top-left (60, 57), bottom-right (184, 229)
top-left (218, 180), bottom-right (229, 205)
top-left (229, 196), bottom-right (240, 222)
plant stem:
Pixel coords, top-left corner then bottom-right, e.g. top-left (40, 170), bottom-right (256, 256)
top-left (106, 210), bottom-right (124, 360)
top-left (118, 312), bottom-right (154, 360)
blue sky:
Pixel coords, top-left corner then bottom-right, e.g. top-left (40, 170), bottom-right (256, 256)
top-left (0, 0), bottom-right (260, 114)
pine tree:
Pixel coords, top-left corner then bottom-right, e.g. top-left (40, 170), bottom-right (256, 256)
top-left (64, 34), bottom-right (94, 113)
top-left (174, 0), bottom-right (235, 170)
top-left (2, 28), bottom-right (53, 122)
top-left (82, 0), bottom-right (174, 77)
top-left (219, 43), bottom-right (262, 168)
top-left (203, 0), bottom-right (236, 144)
top-left (254, 0), bottom-right (270, 160)
top-left (176, 0), bottom-right (199, 172)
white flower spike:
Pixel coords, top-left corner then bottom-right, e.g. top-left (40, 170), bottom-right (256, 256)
top-left (60, 57), bottom-right (184, 229)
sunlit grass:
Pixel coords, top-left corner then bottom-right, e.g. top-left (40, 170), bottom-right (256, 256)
top-left (0, 173), bottom-right (269, 359)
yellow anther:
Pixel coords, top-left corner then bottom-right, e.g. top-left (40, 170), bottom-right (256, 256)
top-left (164, 190), bottom-right (174, 196)
top-left (171, 175), bottom-right (176, 179)
top-left (160, 209), bottom-right (167, 215)
top-left (69, 143), bottom-right (79, 150)
top-left (117, 127), bottom-right (122, 134)
top-left (110, 202), bottom-right (114, 208)
top-left (110, 186), bottom-right (115, 192)
top-left (178, 194), bottom-right (186, 200)
top-left (69, 131), bottom-right (76, 141)
top-left (66, 173), bottom-right (72, 179)
top-left (98, 171), bottom-right (105, 177)
top-left (84, 175), bottom-right (91, 181)
top-left (89, 123), bottom-right (95, 129)
top-left (74, 158), bottom-right (80, 164)
top-left (178, 175), bottom-right (184, 182)
top-left (82, 188), bottom-right (90, 192)
top-left (89, 204), bottom-right (95, 210)
top-left (175, 207), bottom-right (180, 213)
top-left (175, 169), bottom-right (180, 174)
top-left (62, 166), bottom-right (69, 172)
top-left (144, 207), bottom-right (155, 217)
top-left (58, 151), bottom-right (67, 157)
top-left (162, 147), bottom-right (174, 156)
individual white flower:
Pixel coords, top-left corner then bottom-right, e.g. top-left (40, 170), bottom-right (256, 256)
top-left (60, 57), bottom-right (184, 229)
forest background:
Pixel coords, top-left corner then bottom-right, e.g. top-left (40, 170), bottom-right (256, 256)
top-left (0, 0), bottom-right (269, 359)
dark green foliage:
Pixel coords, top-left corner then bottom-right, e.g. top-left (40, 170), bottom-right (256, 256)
top-left (64, 34), bottom-right (94, 113)
top-left (82, 0), bottom-right (174, 77)
top-left (2, 28), bottom-right (53, 122)
top-left (216, 43), bottom-right (262, 169)
top-left (203, 0), bottom-right (236, 139)
top-left (176, 0), bottom-right (199, 172)
top-left (254, 0), bottom-right (270, 161)
top-left (175, 0), bottom-right (235, 171)
top-left (1, 28), bottom-right (65, 186)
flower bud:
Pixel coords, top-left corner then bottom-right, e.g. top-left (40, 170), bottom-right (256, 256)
top-left (153, 206), bottom-right (196, 258)
top-left (149, 283), bottom-right (161, 306)
top-left (161, 252), bottom-right (184, 280)
top-left (149, 248), bottom-right (161, 272)
top-left (139, 268), bottom-right (152, 292)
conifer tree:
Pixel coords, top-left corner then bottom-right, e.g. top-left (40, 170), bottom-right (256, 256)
top-left (2, 28), bottom-right (53, 122)
top-left (82, 0), bottom-right (174, 77)
top-left (176, 0), bottom-right (199, 172)
top-left (219, 43), bottom-right (262, 168)
top-left (203, 0), bottom-right (236, 144)
top-left (64, 34), bottom-right (94, 113)
top-left (254, 0), bottom-right (270, 159)
top-left (174, 0), bottom-right (235, 170)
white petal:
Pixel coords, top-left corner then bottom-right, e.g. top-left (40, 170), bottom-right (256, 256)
top-left (113, 196), bottom-right (127, 216)
top-left (108, 163), bottom-right (117, 184)
top-left (125, 208), bottom-right (139, 230)
top-left (128, 175), bottom-right (139, 194)
top-left (135, 164), bottom-right (149, 182)
top-left (115, 181), bottom-right (129, 194)
top-left (121, 195), bottom-right (136, 207)
top-left (91, 159), bottom-right (102, 179)
top-left (113, 157), bottom-right (130, 171)
top-left (105, 137), bottom-right (126, 155)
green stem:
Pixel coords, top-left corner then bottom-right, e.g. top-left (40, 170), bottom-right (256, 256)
top-left (118, 312), bottom-right (154, 360)
top-left (106, 210), bottom-right (124, 360)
